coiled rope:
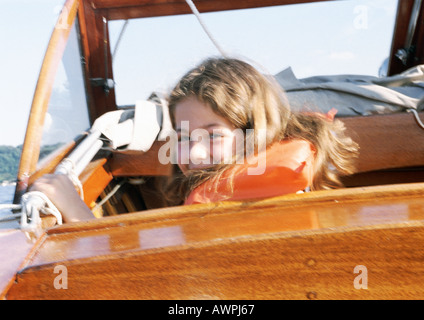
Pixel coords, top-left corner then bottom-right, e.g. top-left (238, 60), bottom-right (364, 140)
top-left (20, 191), bottom-right (63, 231)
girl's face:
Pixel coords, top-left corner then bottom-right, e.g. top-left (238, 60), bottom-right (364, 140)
top-left (174, 96), bottom-right (237, 174)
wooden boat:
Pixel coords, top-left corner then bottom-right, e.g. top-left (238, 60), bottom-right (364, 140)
top-left (1, 0), bottom-right (424, 300)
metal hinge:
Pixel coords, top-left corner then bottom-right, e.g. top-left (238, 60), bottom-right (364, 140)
top-left (90, 78), bottom-right (115, 95)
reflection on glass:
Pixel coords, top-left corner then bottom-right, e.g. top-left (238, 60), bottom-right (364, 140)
top-left (39, 19), bottom-right (90, 162)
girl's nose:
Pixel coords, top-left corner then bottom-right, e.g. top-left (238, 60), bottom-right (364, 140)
top-left (189, 141), bottom-right (209, 164)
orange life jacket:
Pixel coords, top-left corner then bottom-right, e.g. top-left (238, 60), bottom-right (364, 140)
top-left (184, 139), bottom-right (316, 205)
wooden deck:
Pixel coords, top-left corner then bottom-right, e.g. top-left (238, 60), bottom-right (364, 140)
top-left (3, 182), bottom-right (424, 299)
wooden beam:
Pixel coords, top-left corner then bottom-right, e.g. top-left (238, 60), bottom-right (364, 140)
top-left (341, 112), bottom-right (424, 173)
top-left (388, 0), bottom-right (424, 75)
top-left (26, 137), bottom-right (83, 187)
top-left (92, 0), bottom-right (334, 10)
top-left (88, 0), bottom-right (337, 20)
top-left (14, 0), bottom-right (80, 203)
top-left (109, 141), bottom-right (172, 177)
top-left (79, 157), bottom-right (114, 207)
top-left (37, 182), bottom-right (424, 235)
top-left (78, 1), bottom-right (117, 121)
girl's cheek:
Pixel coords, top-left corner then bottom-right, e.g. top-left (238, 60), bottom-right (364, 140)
top-left (211, 137), bottom-right (235, 164)
top-left (177, 142), bottom-right (190, 173)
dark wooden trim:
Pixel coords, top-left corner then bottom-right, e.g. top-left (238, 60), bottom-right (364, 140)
top-left (78, 1), bottom-right (117, 122)
top-left (91, 0), bottom-right (335, 20)
top-left (79, 157), bottom-right (114, 207)
top-left (109, 141), bottom-right (173, 177)
top-left (341, 112), bottom-right (424, 174)
top-left (388, 0), bottom-right (424, 75)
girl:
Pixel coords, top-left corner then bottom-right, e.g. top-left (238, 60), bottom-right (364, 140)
top-left (163, 57), bottom-right (358, 206)
top-left (31, 57), bottom-right (358, 221)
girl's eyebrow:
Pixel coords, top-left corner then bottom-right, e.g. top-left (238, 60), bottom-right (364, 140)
top-left (176, 123), bottom-right (228, 132)
top-left (204, 123), bottom-right (228, 129)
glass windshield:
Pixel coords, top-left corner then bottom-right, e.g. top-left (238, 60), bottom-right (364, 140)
top-left (39, 19), bottom-right (90, 161)
top-left (109, 0), bottom-right (398, 106)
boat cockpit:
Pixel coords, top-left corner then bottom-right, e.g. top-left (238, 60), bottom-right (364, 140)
top-left (2, 0), bottom-right (424, 300)
top-left (0, 0), bottom-right (422, 226)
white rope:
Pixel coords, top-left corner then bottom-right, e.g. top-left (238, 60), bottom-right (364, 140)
top-left (0, 214), bottom-right (20, 222)
top-left (112, 20), bottom-right (129, 62)
top-left (91, 180), bottom-right (125, 213)
top-left (407, 108), bottom-right (424, 130)
top-left (184, 0), bottom-right (227, 57)
top-left (20, 191), bottom-right (63, 231)
top-left (0, 203), bottom-right (21, 210)
top-left (0, 203), bottom-right (22, 222)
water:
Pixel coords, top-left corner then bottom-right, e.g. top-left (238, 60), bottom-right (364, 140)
top-left (0, 184), bottom-right (16, 216)
top-left (0, 184), bottom-right (15, 204)
top-left (0, 184), bottom-right (19, 229)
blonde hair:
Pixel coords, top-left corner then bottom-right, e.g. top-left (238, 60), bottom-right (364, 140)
top-left (165, 57), bottom-right (358, 204)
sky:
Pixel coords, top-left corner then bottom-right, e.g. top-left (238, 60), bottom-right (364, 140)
top-left (0, 0), bottom-right (398, 147)
top-left (109, 0), bottom-right (398, 105)
top-left (1, 0), bottom-right (67, 146)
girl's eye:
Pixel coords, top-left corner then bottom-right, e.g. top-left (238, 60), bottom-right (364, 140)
top-left (210, 133), bottom-right (223, 139)
top-left (178, 135), bottom-right (190, 142)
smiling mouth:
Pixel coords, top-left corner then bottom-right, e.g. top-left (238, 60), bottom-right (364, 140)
top-left (188, 162), bottom-right (215, 170)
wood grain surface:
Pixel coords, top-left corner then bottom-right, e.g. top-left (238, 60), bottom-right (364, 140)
top-left (5, 182), bottom-right (424, 299)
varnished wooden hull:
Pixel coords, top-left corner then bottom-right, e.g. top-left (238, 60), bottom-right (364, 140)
top-left (3, 182), bottom-right (424, 299)
top-left (4, 0), bottom-right (424, 300)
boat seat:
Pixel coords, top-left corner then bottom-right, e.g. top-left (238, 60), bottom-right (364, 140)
top-left (340, 111), bottom-right (424, 186)
top-left (106, 111), bottom-right (424, 186)
top-left (276, 65), bottom-right (424, 117)
top-left (78, 111), bottom-right (424, 212)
